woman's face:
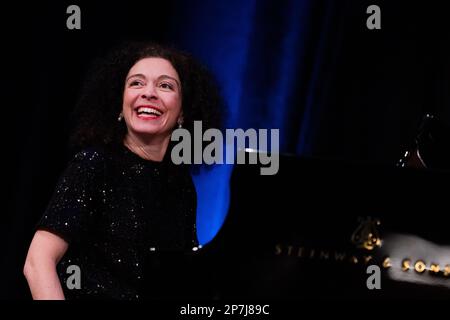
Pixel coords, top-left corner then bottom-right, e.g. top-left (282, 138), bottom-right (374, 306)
top-left (122, 57), bottom-right (182, 138)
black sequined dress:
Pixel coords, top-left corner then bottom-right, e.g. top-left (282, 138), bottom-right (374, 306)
top-left (37, 144), bottom-right (198, 300)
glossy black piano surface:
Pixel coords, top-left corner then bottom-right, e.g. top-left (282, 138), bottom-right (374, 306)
top-left (145, 154), bottom-right (450, 300)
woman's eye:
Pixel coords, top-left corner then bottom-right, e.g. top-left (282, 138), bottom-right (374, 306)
top-left (159, 82), bottom-right (174, 90)
top-left (129, 80), bottom-right (143, 87)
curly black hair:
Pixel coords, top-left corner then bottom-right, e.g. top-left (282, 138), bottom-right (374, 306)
top-left (70, 41), bottom-right (225, 152)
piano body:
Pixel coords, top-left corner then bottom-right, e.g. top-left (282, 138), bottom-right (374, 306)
top-left (145, 154), bottom-right (450, 300)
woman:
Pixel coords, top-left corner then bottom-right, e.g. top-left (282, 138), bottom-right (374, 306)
top-left (23, 42), bottom-right (223, 300)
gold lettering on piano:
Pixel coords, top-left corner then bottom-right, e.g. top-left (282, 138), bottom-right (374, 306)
top-left (274, 244), bottom-right (450, 279)
top-left (444, 265), bottom-right (450, 277)
top-left (319, 250), bottom-right (329, 260)
top-left (274, 244), bottom-right (282, 255)
top-left (399, 259), bottom-right (449, 277)
top-left (401, 259), bottom-right (411, 271)
top-left (287, 246), bottom-right (293, 256)
top-left (334, 252), bottom-right (346, 262)
top-left (414, 260), bottom-right (426, 273)
top-left (382, 257), bottom-right (392, 268)
top-left (429, 263), bottom-right (440, 274)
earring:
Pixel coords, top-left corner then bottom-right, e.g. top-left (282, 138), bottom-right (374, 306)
top-left (177, 119), bottom-right (183, 128)
top-left (118, 112), bottom-right (123, 122)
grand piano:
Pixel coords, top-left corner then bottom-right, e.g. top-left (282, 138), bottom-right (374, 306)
top-left (144, 153), bottom-right (449, 300)
top-left (144, 115), bottom-right (450, 300)
top-left (196, 155), bottom-right (449, 299)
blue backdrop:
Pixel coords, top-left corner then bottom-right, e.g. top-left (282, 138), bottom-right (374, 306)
top-left (173, 0), bottom-right (318, 244)
top-left (169, 0), bottom-right (349, 244)
top-left (166, 0), bottom-right (448, 244)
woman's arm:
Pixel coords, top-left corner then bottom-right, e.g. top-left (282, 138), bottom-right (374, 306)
top-left (23, 230), bottom-right (69, 300)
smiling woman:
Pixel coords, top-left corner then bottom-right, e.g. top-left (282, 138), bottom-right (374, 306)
top-left (22, 41), bottom-right (224, 300)
top-left (122, 57), bottom-right (183, 161)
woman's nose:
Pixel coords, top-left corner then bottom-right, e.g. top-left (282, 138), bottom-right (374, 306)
top-left (141, 84), bottom-right (158, 100)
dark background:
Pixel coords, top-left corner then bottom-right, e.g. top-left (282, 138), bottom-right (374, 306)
top-left (2, 0), bottom-right (449, 299)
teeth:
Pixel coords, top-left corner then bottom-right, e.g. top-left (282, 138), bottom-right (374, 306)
top-left (137, 107), bottom-right (162, 116)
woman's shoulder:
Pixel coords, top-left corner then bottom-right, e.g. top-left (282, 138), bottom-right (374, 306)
top-left (69, 146), bottom-right (121, 172)
top-left (72, 146), bottom-right (108, 163)
top-left (70, 145), bottom-right (129, 172)
top-left (53, 146), bottom-right (110, 187)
